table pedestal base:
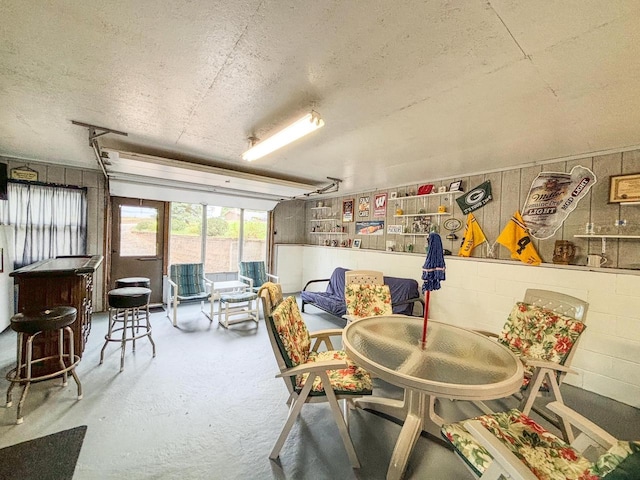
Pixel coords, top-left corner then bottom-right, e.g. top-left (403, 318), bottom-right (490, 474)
top-left (356, 389), bottom-right (445, 480)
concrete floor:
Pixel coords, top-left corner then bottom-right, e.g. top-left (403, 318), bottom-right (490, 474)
top-left (0, 301), bottom-right (638, 480)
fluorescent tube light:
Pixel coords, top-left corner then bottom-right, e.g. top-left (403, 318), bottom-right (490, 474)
top-left (242, 111), bottom-right (324, 161)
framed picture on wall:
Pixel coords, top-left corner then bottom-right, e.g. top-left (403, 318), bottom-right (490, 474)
top-left (343, 199), bottom-right (354, 222)
top-left (609, 173), bottom-right (640, 203)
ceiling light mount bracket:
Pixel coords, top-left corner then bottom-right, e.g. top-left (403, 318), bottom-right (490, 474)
top-left (72, 120), bottom-right (128, 179)
top-left (302, 176), bottom-right (342, 197)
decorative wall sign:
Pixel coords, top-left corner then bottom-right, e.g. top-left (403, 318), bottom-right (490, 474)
top-left (449, 180), bottom-right (463, 192)
top-left (10, 166), bottom-right (38, 181)
top-left (455, 180), bottom-right (493, 214)
top-left (356, 220), bottom-right (384, 235)
top-left (342, 199), bottom-right (354, 222)
top-left (387, 224), bottom-right (404, 234)
top-left (609, 172), bottom-right (640, 203)
top-left (358, 196), bottom-right (370, 217)
top-left (374, 193), bottom-right (387, 217)
top-left (522, 165), bottom-right (596, 239)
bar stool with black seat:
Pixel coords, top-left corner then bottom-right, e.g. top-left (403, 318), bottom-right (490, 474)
top-left (100, 287), bottom-right (156, 372)
top-left (5, 306), bottom-right (82, 424)
top-left (115, 277), bottom-right (151, 289)
top-left (115, 277), bottom-right (152, 327)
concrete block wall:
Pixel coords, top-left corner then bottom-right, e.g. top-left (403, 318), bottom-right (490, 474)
top-left (275, 244), bottom-right (640, 408)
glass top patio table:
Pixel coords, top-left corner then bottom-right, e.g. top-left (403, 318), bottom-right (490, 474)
top-left (343, 314), bottom-right (523, 401)
top-left (343, 315), bottom-right (524, 480)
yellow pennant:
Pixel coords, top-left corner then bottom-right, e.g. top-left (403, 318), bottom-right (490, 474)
top-left (458, 213), bottom-right (486, 257)
top-left (496, 211), bottom-right (542, 265)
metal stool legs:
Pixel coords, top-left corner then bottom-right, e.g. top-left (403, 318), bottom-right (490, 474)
top-left (6, 326), bottom-right (82, 424)
top-left (100, 304), bottom-right (156, 372)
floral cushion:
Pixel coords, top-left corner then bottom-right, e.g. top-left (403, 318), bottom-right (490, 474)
top-left (296, 349), bottom-right (373, 396)
top-left (271, 296), bottom-right (311, 368)
top-left (588, 441), bottom-right (640, 479)
top-left (499, 302), bottom-right (586, 384)
top-left (345, 284), bottom-right (393, 319)
top-left (442, 409), bottom-right (593, 479)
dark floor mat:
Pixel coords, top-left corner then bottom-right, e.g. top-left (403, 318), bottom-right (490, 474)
top-left (0, 425), bottom-right (87, 480)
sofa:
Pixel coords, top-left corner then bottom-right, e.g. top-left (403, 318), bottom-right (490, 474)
top-left (300, 267), bottom-right (424, 319)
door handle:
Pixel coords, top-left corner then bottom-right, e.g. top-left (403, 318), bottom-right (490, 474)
top-left (137, 257), bottom-right (160, 261)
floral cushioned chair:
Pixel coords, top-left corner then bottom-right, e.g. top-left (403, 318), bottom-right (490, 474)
top-left (265, 296), bottom-right (372, 468)
top-left (479, 289), bottom-right (589, 443)
top-left (344, 283), bottom-right (393, 322)
top-left (441, 401), bottom-right (640, 480)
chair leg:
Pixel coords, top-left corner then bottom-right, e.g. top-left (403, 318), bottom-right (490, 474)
top-left (322, 371), bottom-right (360, 468)
top-left (145, 305), bottom-right (156, 358)
top-left (270, 373), bottom-right (316, 461)
top-left (546, 374), bottom-right (574, 443)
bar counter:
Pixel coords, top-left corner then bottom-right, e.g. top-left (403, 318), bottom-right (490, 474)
top-left (11, 255), bottom-right (103, 372)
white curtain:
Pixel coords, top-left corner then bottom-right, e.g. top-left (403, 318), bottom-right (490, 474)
top-left (0, 182), bottom-right (87, 267)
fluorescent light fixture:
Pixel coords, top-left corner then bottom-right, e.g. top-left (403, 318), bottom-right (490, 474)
top-left (242, 111), bottom-right (324, 161)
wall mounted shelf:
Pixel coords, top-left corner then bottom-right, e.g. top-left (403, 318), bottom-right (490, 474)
top-left (393, 191), bottom-right (463, 201)
top-left (573, 234), bottom-right (640, 255)
top-left (394, 212), bottom-right (451, 218)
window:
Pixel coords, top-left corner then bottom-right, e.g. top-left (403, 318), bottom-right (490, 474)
top-left (242, 209), bottom-right (267, 262)
top-left (168, 202), bottom-right (267, 275)
top-left (0, 181), bottom-right (87, 268)
top-left (168, 203), bottom-right (203, 265)
top-left (204, 205), bottom-right (240, 273)
top-left (119, 206), bottom-right (158, 257)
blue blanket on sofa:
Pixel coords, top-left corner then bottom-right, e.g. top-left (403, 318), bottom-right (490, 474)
top-left (300, 267), bottom-right (422, 318)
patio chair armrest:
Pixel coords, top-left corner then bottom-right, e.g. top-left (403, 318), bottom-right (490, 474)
top-left (546, 402), bottom-right (617, 450)
top-left (266, 272), bottom-right (280, 283)
top-left (523, 358), bottom-right (575, 374)
top-left (310, 328), bottom-right (344, 339)
top-left (276, 359), bottom-right (348, 378)
top-left (473, 329), bottom-right (499, 339)
top-left (302, 278), bottom-right (330, 292)
top-left (167, 278), bottom-right (177, 298)
top-left (238, 274), bottom-right (254, 291)
top-left (463, 420), bottom-right (538, 480)
top-left (309, 328), bottom-right (343, 352)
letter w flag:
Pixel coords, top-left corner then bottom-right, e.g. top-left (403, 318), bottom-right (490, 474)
top-left (496, 211), bottom-right (542, 265)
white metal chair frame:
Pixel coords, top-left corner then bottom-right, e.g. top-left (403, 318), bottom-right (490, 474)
top-left (166, 273), bottom-right (214, 327)
top-left (217, 278), bottom-right (259, 328)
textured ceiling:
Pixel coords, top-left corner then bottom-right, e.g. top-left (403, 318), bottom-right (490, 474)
top-left (1, 1), bottom-right (640, 198)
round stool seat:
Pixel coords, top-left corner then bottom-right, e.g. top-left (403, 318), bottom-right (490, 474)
top-left (108, 287), bottom-right (151, 309)
top-left (115, 277), bottom-right (151, 288)
top-left (10, 306), bottom-right (77, 335)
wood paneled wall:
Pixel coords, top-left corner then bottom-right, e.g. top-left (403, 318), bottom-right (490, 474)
top-left (0, 156), bottom-right (106, 310)
top-left (278, 148), bottom-right (640, 270)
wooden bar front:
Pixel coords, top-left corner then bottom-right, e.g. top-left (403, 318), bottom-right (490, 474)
top-left (11, 255), bottom-right (103, 373)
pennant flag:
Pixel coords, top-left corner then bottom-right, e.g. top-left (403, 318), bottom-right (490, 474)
top-left (458, 213), bottom-right (487, 257)
top-left (496, 211), bottom-right (542, 265)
